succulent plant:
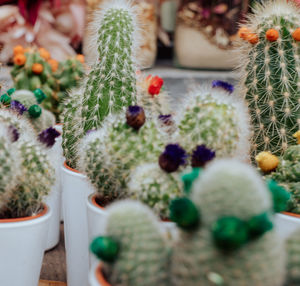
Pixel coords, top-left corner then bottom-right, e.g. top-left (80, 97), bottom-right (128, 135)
top-left (237, 0), bottom-right (300, 157)
top-left (176, 85), bottom-right (250, 161)
top-left (286, 229), bottom-right (300, 285)
top-left (90, 200), bottom-right (169, 286)
top-left (171, 159), bottom-right (286, 286)
top-left (78, 113), bottom-right (166, 203)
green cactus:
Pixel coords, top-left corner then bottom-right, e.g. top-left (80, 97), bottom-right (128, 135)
top-left (286, 229), bottom-right (300, 285)
top-left (171, 159), bottom-right (286, 286)
top-left (176, 85), bottom-right (250, 161)
top-left (90, 200), bottom-right (169, 286)
top-left (78, 114), bottom-right (166, 202)
top-left (128, 163), bottom-right (183, 218)
top-left (81, 3), bottom-right (138, 133)
top-left (237, 0), bottom-right (300, 157)
top-left (267, 145), bottom-right (300, 213)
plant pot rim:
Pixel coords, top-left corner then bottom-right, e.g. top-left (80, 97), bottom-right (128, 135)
top-left (90, 194), bottom-right (105, 210)
top-left (63, 161), bottom-right (80, 173)
top-left (282, 212), bottom-right (300, 219)
top-left (0, 204), bottom-right (49, 223)
top-left (95, 264), bottom-right (111, 286)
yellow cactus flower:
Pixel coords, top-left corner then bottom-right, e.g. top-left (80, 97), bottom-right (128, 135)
top-left (255, 151), bottom-right (279, 173)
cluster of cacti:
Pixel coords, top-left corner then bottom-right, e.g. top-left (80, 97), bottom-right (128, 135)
top-left (0, 88), bottom-right (55, 133)
top-left (10, 46), bottom-right (85, 120)
top-left (78, 111), bottom-right (167, 203)
top-left (237, 0), bottom-right (300, 158)
top-left (175, 84), bottom-right (250, 161)
top-left (286, 229), bottom-right (300, 285)
top-left (0, 111), bottom-right (55, 218)
top-left (90, 200), bottom-right (170, 286)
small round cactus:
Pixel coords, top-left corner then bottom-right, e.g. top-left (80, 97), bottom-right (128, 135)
top-left (286, 229), bottom-right (300, 285)
top-left (176, 85), bottom-right (250, 161)
top-left (90, 200), bottom-right (169, 286)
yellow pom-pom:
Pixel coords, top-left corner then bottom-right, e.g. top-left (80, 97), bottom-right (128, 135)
top-left (293, 131), bottom-right (300, 144)
top-left (255, 151), bottom-right (279, 173)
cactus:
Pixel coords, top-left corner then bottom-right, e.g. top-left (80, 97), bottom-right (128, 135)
top-left (286, 229), bottom-right (300, 285)
top-left (171, 159), bottom-right (286, 286)
top-left (90, 200), bottom-right (169, 286)
top-left (176, 85), bottom-right (250, 161)
top-left (128, 163), bottom-right (183, 218)
top-left (237, 0), bottom-right (300, 157)
top-left (78, 113), bottom-right (166, 202)
top-left (81, 0), bottom-right (138, 133)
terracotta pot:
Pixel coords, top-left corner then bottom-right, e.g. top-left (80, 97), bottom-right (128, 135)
top-left (89, 264), bottom-right (110, 286)
top-left (0, 204), bottom-right (51, 286)
top-left (61, 161), bottom-right (94, 286)
top-left (275, 212), bottom-right (300, 240)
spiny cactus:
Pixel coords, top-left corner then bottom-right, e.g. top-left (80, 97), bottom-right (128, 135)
top-left (286, 229), bottom-right (300, 285)
top-left (78, 112), bottom-right (166, 202)
top-left (128, 163), bottom-right (183, 218)
top-left (82, 0), bottom-right (138, 133)
top-left (237, 0), bottom-right (300, 157)
top-left (90, 200), bottom-right (169, 286)
top-left (176, 85), bottom-right (250, 161)
top-left (171, 159), bottom-right (286, 286)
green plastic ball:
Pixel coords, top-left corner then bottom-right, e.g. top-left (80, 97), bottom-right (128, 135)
top-left (28, 105), bottom-right (42, 118)
top-left (33, 88), bottom-right (47, 103)
top-left (90, 236), bottom-right (119, 263)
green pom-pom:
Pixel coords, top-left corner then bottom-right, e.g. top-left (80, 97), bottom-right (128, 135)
top-left (7, 88), bottom-right (16, 96)
top-left (212, 217), bottom-right (249, 252)
top-left (90, 236), bottom-right (119, 263)
top-left (169, 197), bottom-right (200, 230)
top-left (28, 105), bottom-right (42, 118)
top-left (247, 212), bottom-right (273, 239)
top-left (0, 94), bottom-right (11, 105)
top-left (182, 168), bottom-right (202, 194)
top-left (33, 88), bottom-right (46, 104)
top-left (267, 179), bottom-right (291, 213)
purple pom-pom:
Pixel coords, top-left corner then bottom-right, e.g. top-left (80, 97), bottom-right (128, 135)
top-left (10, 100), bottom-right (27, 115)
top-left (159, 144), bottom-right (187, 173)
top-left (158, 114), bottom-right (173, 125)
top-left (38, 127), bottom-right (60, 148)
top-left (192, 145), bottom-right (215, 167)
top-left (212, 80), bottom-right (234, 94)
top-left (126, 105), bottom-right (146, 131)
top-left (8, 125), bottom-right (19, 142)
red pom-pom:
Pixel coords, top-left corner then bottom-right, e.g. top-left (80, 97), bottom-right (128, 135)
top-left (148, 76), bottom-right (164, 96)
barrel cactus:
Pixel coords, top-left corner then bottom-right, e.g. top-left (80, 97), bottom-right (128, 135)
top-left (237, 0), bottom-right (300, 157)
top-left (171, 159), bottom-right (286, 286)
top-left (90, 200), bottom-right (169, 286)
top-left (176, 84), bottom-right (250, 161)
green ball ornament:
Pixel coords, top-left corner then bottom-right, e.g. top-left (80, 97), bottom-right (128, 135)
top-left (212, 216), bottom-right (249, 252)
top-left (0, 94), bottom-right (11, 105)
top-left (6, 88), bottom-right (16, 96)
top-left (90, 236), bottom-right (119, 263)
top-left (247, 212), bottom-right (273, 239)
top-left (33, 88), bottom-right (46, 104)
top-left (28, 105), bottom-right (42, 118)
top-left (170, 197), bottom-right (200, 230)
top-left (267, 179), bottom-right (291, 213)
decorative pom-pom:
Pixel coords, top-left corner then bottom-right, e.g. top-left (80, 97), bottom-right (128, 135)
top-left (182, 168), bottom-right (202, 194)
top-left (159, 144), bottom-right (187, 173)
top-left (158, 114), bottom-right (174, 126)
top-left (212, 80), bottom-right (234, 94)
top-left (10, 100), bottom-right (27, 115)
top-left (0, 94), bottom-right (11, 105)
top-left (28, 105), bottom-right (42, 118)
top-left (212, 216), bottom-right (249, 252)
top-left (38, 127), bottom-right (60, 148)
top-left (292, 28), bottom-right (300, 41)
top-left (266, 29), bottom-right (279, 42)
top-left (169, 198), bottom-right (200, 230)
top-left (191, 145), bottom-right (216, 167)
top-left (126, 106), bottom-right (146, 131)
top-left (256, 151), bottom-right (279, 173)
top-left (148, 75), bottom-right (164, 96)
top-left (293, 131), bottom-right (300, 144)
top-left (267, 179), bottom-right (291, 213)
top-left (248, 33), bottom-right (259, 44)
top-left (8, 125), bottom-right (20, 142)
top-left (90, 236), bottom-right (119, 263)
top-left (238, 27), bottom-right (250, 40)
top-left (33, 88), bottom-right (47, 104)
top-left (7, 88), bottom-right (16, 96)
top-left (247, 212), bottom-right (273, 239)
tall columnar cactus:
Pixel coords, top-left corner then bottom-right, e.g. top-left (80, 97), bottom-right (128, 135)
top-left (171, 159), bottom-right (286, 286)
top-left (90, 200), bottom-right (169, 286)
top-left (286, 229), bottom-right (300, 285)
top-left (237, 0), bottom-right (300, 157)
top-left (78, 112), bottom-right (166, 202)
top-left (176, 85), bottom-right (250, 161)
top-left (82, 0), bottom-right (138, 133)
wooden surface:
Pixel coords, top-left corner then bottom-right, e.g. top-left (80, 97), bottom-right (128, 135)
top-left (39, 280), bottom-right (66, 286)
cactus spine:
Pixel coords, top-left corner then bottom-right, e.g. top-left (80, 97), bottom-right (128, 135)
top-left (237, 0), bottom-right (300, 157)
top-left (82, 1), bottom-right (138, 133)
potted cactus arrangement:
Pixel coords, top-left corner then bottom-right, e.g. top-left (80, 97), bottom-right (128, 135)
top-left (89, 159), bottom-right (296, 286)
top-left (0, 110), bottom-right (55, 286)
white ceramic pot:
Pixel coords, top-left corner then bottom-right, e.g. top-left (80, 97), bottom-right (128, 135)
top-left (0, 205), bottom-right (51, 286)
top-left (89, 263), bottom-right (109, 286)
top-left (62, 162), bottom-right (94, 286)
top-left (275, 212), bottom-right (300, 240)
